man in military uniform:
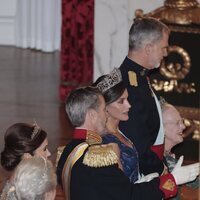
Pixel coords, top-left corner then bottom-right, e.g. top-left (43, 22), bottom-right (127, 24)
top-left (119, 17), bottom-right (170, 175)
top-left (56, 86), bottom-right (199, 200)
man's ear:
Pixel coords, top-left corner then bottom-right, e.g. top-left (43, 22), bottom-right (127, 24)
top-left (23, 153), bottom-right (32, 159)
top-left (87, 108), bottom-right (97, 122)
top-left (144, 43), bottom-right (152, 55)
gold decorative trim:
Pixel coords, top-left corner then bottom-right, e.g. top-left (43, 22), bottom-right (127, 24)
top-left (175, 106), bottom-right (200, 141)
top-left (164, 0), bottom-right (198, 9)
top-left (86, 130), bottom-right (102, 145)
top-left (168, 25), bottom-right (200, 34)
top-left (56, 146), bottom-right (65, 167)
top-left (62, 142), bottom-right (89, 200)
top-left (151, 79), bottom-right (196, 94)
top-left (151, 45), bottom-right (197, 94)
top-left (83, 144), bottom-right (118, 168)
top-left (136, 0), bottom-right (200, 25)
top-left (176, 106), bottom-right (199, 120)
top-left (183, 118), bottom-right (200, 141)
top-left (162, 179), bottom-right (176, 191)
top-left (151, 45), bottom-right (196, 94)
top-left (160, 45), bottom-right (191, 80)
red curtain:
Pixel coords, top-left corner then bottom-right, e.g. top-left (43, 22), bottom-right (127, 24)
top-left (60, 0), bottom-right (94, 101)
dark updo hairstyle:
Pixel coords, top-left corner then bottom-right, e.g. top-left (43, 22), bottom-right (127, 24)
top-left (1, 123), bottom-right (47, 171)
top-left (92, 74), bottom-right (126, 105)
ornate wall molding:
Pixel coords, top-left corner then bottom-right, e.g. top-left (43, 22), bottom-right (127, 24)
top-left (137, 0), bottom-right (200, 142)
top-left (176, 106), bottom-right (200, 141)
top-left (136, 0), bottom-right (200, 25)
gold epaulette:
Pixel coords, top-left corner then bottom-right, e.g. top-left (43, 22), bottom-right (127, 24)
top-left (128, 71), bottom-right (138, 87)
top-left (55, 145), bottom-right (65, 167)
top-left (83, 144), bottom-right (118, 168)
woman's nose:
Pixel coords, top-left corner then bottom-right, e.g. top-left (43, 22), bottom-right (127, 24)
top-left (47, 149), bottom-right (51, 158)
top-left (126, 100), bottom-right (131, 109)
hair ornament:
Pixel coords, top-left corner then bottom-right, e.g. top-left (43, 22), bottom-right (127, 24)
top-left (96, 68), bottom-right (122, 93)
top-left (31, 121), bottom-right (41, 139)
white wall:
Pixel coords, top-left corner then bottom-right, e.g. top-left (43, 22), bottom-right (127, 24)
top-left (129, 0), bottom-right (163, 18)
top-left (0, 0), bottom-right (16, 45)
top-left (94, 0), bottom-right (164, 80)
top-left (0, 0), bottom-right (165, 46)
top-left (0, 0), bottom-right (199, 46)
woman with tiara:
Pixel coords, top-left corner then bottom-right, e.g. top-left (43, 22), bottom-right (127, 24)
top-left (1, 122), bottom-right (51, 171)
top-left (0, 122), bottom-right (53, 199)
top-left (92, 68), bottom-right (199, 184)
top-left (93, 68), bottom-right (143, 183)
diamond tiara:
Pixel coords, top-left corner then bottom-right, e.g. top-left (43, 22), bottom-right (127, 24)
top-left (96, 68), bottom-right (122, 93)
top-left (31, 121), bottom-right (41, 139)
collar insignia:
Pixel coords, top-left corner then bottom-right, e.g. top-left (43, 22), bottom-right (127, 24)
top-left (86, 130), bottom-right (102, 145)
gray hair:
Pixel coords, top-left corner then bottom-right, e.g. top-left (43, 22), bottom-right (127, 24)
top-left (1, 157), bottom-right (57, 200)
top-left (65, 86), bottom-right (102, 127)
top-left (129, 17), bottom-right (169, 51)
